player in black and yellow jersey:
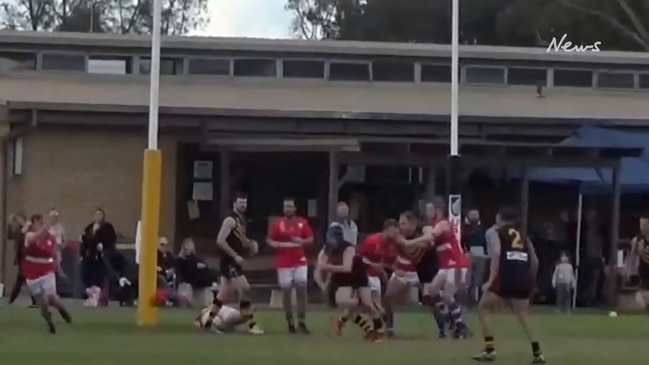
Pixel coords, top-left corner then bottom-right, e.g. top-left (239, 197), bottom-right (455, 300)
top-left (472, 205), bottom-right (545, 364)
top-left (315, 233), bottom-right (385, 342)
top-left (626, 213), bottom-right (649, 312)
top-left (203, 192), bottom-right (264, 335)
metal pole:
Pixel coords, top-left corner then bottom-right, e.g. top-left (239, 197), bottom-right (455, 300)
top-left (137, 0), bottom-right (162, 326)
top-left (607, 164), bottom-right (621, 307)
top-left (450, 0), bottom-right (459, 157)
top-left (447, 0), bottom-right (462, 243)
top-left (147, 0), bottom-right (162, 151)
top-left (573, 192), bottom-right (584, 309)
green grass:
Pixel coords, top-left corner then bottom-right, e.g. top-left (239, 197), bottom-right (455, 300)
top-left (0, 306), bottom-right (646, 365)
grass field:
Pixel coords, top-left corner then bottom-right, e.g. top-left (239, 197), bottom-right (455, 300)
top-left (0, 305), bottom-right (646, 365)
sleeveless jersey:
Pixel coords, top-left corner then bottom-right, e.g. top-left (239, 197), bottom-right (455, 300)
top-left (357, 233), bottom-right (384, 277)
top-left (327, 240), bottom-right (365, 279)
top-left (21, 233), bottom-right (56, 280)
top-left (496, 224), bottom-right (531, 287)
top-left (395, 230), bottom-right (428, 272)
top-left (223, 213), bottom-right (247, 256)
top-left (434, 219), bottom-right (463, 269)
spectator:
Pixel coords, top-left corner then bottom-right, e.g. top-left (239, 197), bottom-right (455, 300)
top-left (81, 208), bottom-right (117, 306)
top-left (7, 213), bottom-right (36, 307)
top-left (47, 208), bottom-right (66, 276)
top-left (157, 237), bottom-right (175, 286)
top-left (326, 201), bottom-right (358, 247)
top-left (552, 250), bottom-right (576, 313)
top-left (462, 208), bottom-right (488, 305)
top-left (563, 208), bottom-right (608, 306)
top-left (103, 250), bottom-right (138, 306)
top-left (175, 238), bottom-right (217, 304)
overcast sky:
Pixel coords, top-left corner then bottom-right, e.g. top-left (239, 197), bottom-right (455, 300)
top-left (196, 0), bottom-right (293, 38)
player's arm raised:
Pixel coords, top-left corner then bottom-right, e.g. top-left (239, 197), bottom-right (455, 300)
top-left (484, 228), bottom-right (501, 288)
top-left (25, 216), bottom-right (51, 246)
top-left (321, 246), bottom-right (355, 273)
top-left (216, 217), bottom-right (240, 259)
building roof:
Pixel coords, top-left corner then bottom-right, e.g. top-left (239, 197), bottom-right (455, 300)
top-left (1, 31), bottom-right (648, 65)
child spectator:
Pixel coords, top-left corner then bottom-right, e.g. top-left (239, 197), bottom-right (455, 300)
top-left (552, 251), bottom-right (576, 313)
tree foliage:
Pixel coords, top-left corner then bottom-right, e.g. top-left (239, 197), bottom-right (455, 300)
top-left (286, 0), bottom-right (649, 51)
top-left (0, 0), bottom-right (209, 35)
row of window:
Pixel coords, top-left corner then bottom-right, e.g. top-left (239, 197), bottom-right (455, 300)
top-left (2, 51), bottom-right (649, 89)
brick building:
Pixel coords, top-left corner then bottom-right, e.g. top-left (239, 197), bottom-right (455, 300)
top-left (0, 31), bottom-right (647, 286)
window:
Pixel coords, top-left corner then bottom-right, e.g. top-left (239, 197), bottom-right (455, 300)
top-left (508, 67), bottom-right (547, 86)
top-left (188, 58), bottom-right (230, 75)
top-left (42, 53), bottom-right (85, 71)
top-left (233, 59), bottom-right (276, 77)
top-left (463, 66), bottom-right (505, 84)
top-left (0, 52), bottom-right (36, 71)
top-left (282, 60), bottom-right (324, 78)
top-left (140, 58), bottom-right (183, 75)
top-left (421, 64), bottom-right (451, 82)
top-left (88, 56), bottom-right (132, 74)
top-left (372, 60), bottom-right (414, 82)
top-left (640, 74), bottom-right (649, 89)
top-left (6, 137), bottom-right (23, 176)
top-left (553, 69), bottom-right (593, 87)
top-left (596, 71), bottom-right (635, 89)
top-left (328, 62), bottom-right (370, 81)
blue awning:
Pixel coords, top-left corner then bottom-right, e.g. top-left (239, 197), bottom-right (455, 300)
top-left (528, 127), bottom-right (649, 193)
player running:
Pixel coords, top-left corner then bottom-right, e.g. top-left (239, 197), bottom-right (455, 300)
top-left (316, 232), bottom-right (385, 342)
top-left (472, 205), bottom-right (545, 363)
top-left (22, 212), bottom-right (72, 334)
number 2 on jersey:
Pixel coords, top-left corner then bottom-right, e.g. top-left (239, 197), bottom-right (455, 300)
top-left (508, 228), bottom-right (524, 249)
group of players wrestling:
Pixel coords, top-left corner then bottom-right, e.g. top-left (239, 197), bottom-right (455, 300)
top-left (195, 194), bottom-right (547, 363)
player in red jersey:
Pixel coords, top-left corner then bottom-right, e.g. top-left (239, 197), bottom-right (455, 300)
top-left (424, 197), bottom-right (469, 338)
top-left (383, 211), bottom-right (433, 337)
top-left (22, 212), bottom-right (72, 334)
top-left (333, 218), bottom-right (400, 338)
top-left (266, 197), bottom-right (314, 334)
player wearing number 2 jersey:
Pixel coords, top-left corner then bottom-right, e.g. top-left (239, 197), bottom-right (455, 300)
top-left (472, 205), bottom-right (545, 364)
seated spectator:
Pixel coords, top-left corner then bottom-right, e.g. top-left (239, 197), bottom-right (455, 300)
top-left (103, 250), bottom-right (138, 306)
top-left (157, 237), bottom-right (176, 288)
top-left (104, 245), bottom-right (181, 307)
top-left (175, 238), bottom-right (217, 305)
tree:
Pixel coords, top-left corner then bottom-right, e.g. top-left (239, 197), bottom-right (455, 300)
top-left (286, 0), bottom-right (649, 51)
top-left (0, 0), bottom-right (209, 35)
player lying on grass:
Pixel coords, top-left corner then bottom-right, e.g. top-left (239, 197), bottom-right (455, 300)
top-left (195, 303), bottom-right (246, 333)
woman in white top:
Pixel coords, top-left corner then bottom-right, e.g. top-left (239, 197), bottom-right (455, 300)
top-left (47, 208), bottom-right (66, 275)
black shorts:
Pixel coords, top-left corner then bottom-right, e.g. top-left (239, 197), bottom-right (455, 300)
top-left (491, 277), bottom-right (531, 300)
top-left (638, 264), bottom-right (649, 291)
top-left (219, 256), bottom-right (244, 279)
top-left (416, 251), bottom-right (438, 283)
top-left (327, 271), bottom-right (369, 307)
